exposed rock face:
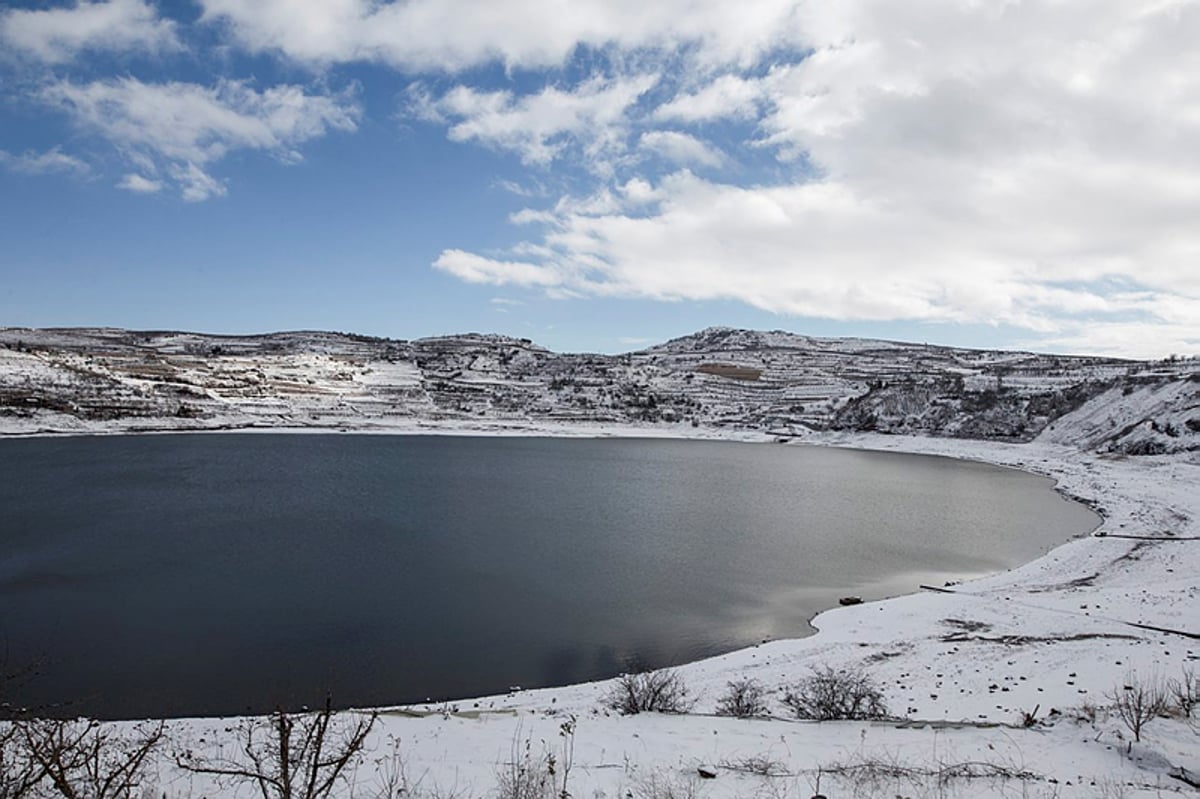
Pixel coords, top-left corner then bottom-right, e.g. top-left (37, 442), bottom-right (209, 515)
top-left (0, 325), bottom-right (1195, 454)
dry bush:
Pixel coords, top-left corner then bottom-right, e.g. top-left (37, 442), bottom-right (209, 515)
top-left (176, 697), bottom-right (376, 799)
top-left (820, 753), bottom-right (1040, 799)
top-left (366, 734), bottom-right (414, 799)
top-left (495, 735), bottom-right (553, 799)
top-left (1106, 671), bottom-right (1167, 743)
top-left (634, 770), bottom-right (703, 799)
top-left (716, 754), bottom-right (788, 777)
top-left (493, 717), bottom-right (576, 799)
top-left (1070, 698), bottom-right (1099, 725)
top-left (781, 666), bottom-right (888, 721)
top-left (715, 678), bottom-right (768, 719)
top-left (603, 668), bottom-right (692, 715)
top-left (16, 718), bottom-right (164, 799)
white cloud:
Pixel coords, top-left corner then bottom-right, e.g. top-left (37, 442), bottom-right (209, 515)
top-left (40, 77), bottom-right (360, 200)
top-left (435, 249), bottom-right (565, 287)
top-left (620, 177), bottom-right (662, 205)
top-left (199, 0), bottom-right (803, 70)
top-left (116, 173), bottom-right (163, 193)
top-left (490, 295), bottom-right (526, 313)
top-left (653, 73), bottom-right (764, 122)
top-left (638, 130), bottom-right (725, 168)
top-left (0, 147), bottom-right (89, 176)
top-left (0, 0), bottom-right (179, 63)
top-left (494, 179), bottom-right (549, 198)
top-left (411, 74), bottom-right (657, 167)
top-left (428, 0), bottom-right (1200, 357)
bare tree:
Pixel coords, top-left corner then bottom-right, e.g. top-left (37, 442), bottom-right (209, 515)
top-left (177, 697), bottom-right (377, 799)
top-left (0, 721), bottom-right (42, 799)
top-left (1107, 671), bottom-right (1167, 744)
top-left (1168, 667), bottom-right (1197, 718)
top-left (17, 718), bottom-right (164, 799)
top-left (782, 666), bottom-right (888, 721)
top-left (715, 678), bottom-right (768, 718)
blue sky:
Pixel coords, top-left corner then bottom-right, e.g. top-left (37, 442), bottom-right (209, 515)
top-left (1, 0), bottom-right (1197, 357)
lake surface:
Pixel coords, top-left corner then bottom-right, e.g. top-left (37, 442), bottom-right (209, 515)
top-left (0, 434), bottom-right (1097, 719)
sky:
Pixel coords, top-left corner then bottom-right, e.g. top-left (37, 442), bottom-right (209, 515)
top-left (1, 1), bottom-right (1198, 358)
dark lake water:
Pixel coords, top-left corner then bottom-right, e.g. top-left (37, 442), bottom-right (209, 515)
top-left (0, 434), bottom-right (1097, 719)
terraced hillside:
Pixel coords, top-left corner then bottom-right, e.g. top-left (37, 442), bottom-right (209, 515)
top-left (0, 326), bottom-right (1195, 454)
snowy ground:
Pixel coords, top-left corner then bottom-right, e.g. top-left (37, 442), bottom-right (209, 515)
top-left (79, 425), bottom-right (1191, 799)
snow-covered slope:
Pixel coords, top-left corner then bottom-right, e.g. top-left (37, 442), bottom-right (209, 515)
top-left (1038, 374), bottom-right (1200, 455)
top-left (1, 326), bottom-right (1195, 453)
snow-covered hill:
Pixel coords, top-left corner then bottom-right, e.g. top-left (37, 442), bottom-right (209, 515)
top-left (1, 326), bottom-right (1195, 453)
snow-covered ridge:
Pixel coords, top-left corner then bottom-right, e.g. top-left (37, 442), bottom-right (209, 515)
top-left (1, 326), bottom-right (1195, 454)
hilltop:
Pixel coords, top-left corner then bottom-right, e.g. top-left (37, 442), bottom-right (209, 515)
top-left (1, 326), bottom-right (1195, 455)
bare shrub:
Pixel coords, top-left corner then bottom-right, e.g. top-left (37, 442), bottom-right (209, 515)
top-left (496, 717), bottom-right (577, 799)
top-left (1071, 698), bottom-right (1099, 725)
top-left (820, 753), bottom-right (1039, 798)
top-left (369, 742), bottom-right (470, 799)
top-left (1106, 671), bottom-right (1167, 743)
top-left (715, 678), bottom-right (768, 719)
top-left (176, 697), bottom-right (377, 799)
top-left (1168, 667), bottom-right (1198, 718)
top-left (603, 668), bottom-right (692, 715)
top-left (552, 716), bottom-right (575, 799)
top-left (496, 731), bottom-right (552, 799)
top-left (634, 770), bottom-right (702, 799)
top-left (367, 735), bottom-right (413, 799)
top-left (781, 666), bottom-right (888, 721)
top-left (716, 754), bottom-right (788, 777)
top-left (16, 718), bottom-right (164, 799)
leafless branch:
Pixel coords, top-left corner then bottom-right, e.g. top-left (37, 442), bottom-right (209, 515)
top-left (176, 696), bottom-right (377, 799)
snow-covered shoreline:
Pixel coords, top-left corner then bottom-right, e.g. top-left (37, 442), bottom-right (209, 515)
top-left (0, 418), bottom-right (776, 442)
top-left (7, 422), bottom-right (1194, 796)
